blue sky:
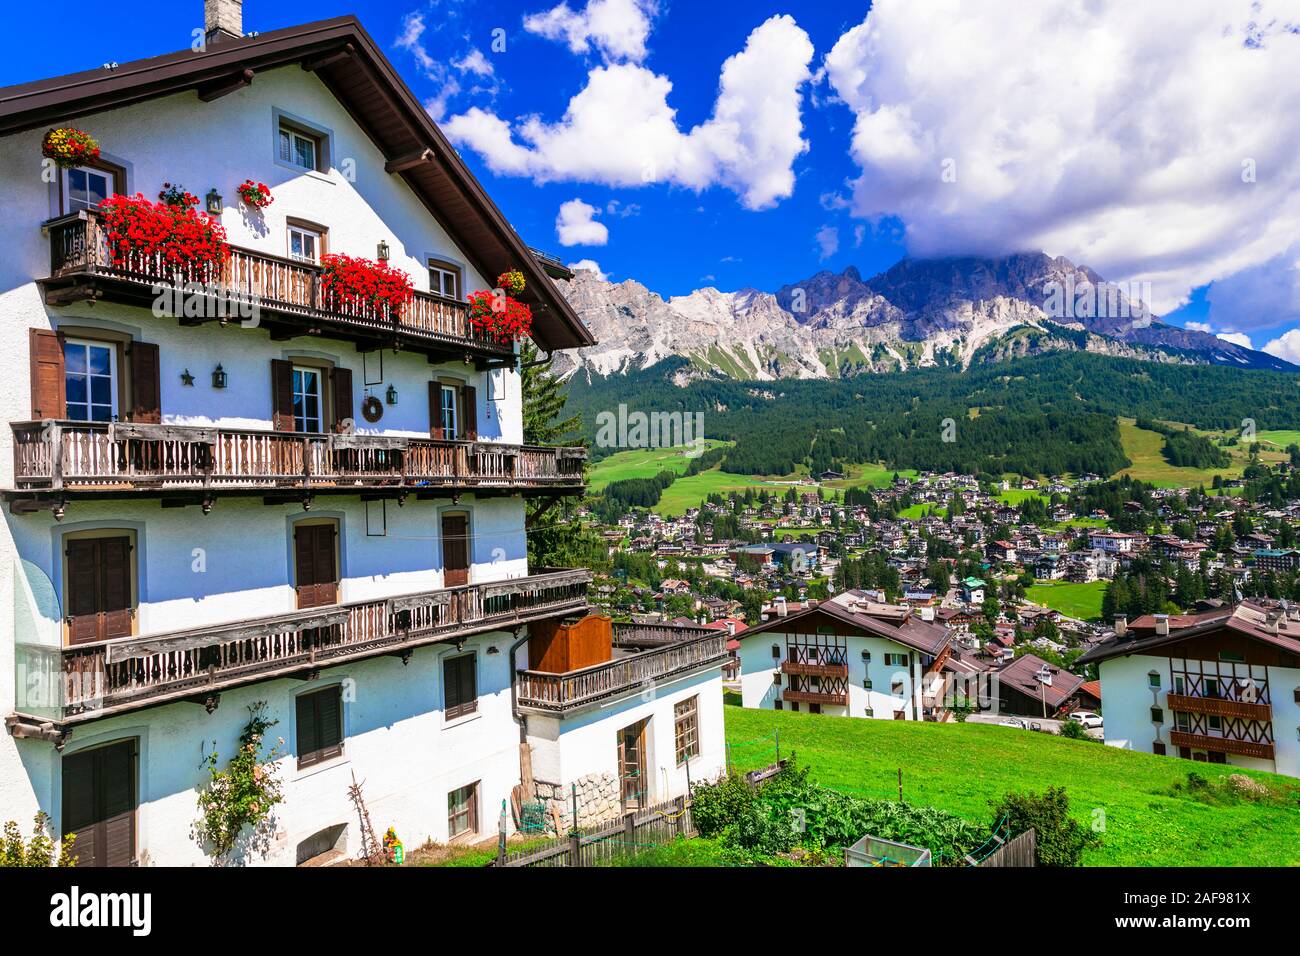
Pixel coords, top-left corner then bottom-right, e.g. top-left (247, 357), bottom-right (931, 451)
top-left (5, 1), bottom-right (1299, 352)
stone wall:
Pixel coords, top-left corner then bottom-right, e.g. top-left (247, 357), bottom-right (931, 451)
top-left (533, 772), bottom-right (622, 833)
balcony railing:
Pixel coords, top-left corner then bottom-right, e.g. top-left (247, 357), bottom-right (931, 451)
top-left (1166, 693), bottom-right (1272, 722)
top-left (11, 421), bottom-right (586, 495)
top-left (1169, 730), bottom-right (1275, 761)
top-left (781, 660), bottom-right (849, 678)
top-left (42, 210), bottom-right (513, 357)
top-left (15, 569), bottom-right (591, 726)
top-left (782, 689), bottom-right (849, 706)
top-left (611, 622), bottom-right (716, 648)
top-left (515, 630), bottom-right (728, 713)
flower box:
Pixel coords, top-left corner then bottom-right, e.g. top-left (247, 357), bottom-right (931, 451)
top-left (319, 253), bottom-right (415, 319)
top-left (468, 289), bottom-right (532, 343)
top-left (99, 192), bottom-right (229, 283)
top-left (237, 179), bottom-right (274, 209)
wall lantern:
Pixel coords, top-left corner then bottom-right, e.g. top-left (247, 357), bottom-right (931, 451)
top-left (377, 240), bottom-right (390, 261)
top-left (205, 189), bottom-right (223, 215)
top-left (212, 364), bottom-right (228, 389)
top-left (386, 383), bottom-right (398, 405)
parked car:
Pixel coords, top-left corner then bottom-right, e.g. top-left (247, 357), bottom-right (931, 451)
top-left (997, 717), bottom-right (1028, 730)
top-left (1069, 711), bottom-right (1103, 729)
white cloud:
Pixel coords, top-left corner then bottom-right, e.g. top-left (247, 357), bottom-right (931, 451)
top-left (453, 49), bottom-right (495, 78)
top-left (524, 0), bottom-right (658, 63)
top-left (1184, 321), bottom-right (1214, 333)
top-left (823, 0), bottom-right (1300, 314)
top-left (1263, 329), bottom-right (1300, 365)
top-left (1217, 331), bottom-right (1254, 348)
top-left (446, 15), bottom-right (815, 210)
top-left (567, 258), bottom-right (609, 280)
top-left (852, 224), bottom-right (866, 248)
top-left (1205, 245), bottom-right (1300, 330)
top-left (556, 198), bottom-right (609, 246)
top-left (816, 225), bottom-right (839, 261)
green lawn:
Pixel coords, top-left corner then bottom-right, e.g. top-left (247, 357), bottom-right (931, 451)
top-left (898, 503), bottom-right (948, 520)
top-left (1024, 580), bottom-right (1107, 621)
top-left (655, 467), bottom-right (777, 516)
top-left (587, 440), bottom-right (731, 492)
top-left (996, 488), bottom-right (1050, 506)
top-left (1115, 417), bottom-right (1242, 488)
top-left (724, 706), bottom-right (1299, 867)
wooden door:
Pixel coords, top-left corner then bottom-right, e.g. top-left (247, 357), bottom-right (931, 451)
top-left (441, 513), bottom-right (469, 587)
top-left (294, 523), bottom-right (338, 609)
top-left (65, 535), bottom-right (133, 645)
top-left (62, 740), bottom-right (137, 867)
top-left (617, 719), bottom-right (648, 810)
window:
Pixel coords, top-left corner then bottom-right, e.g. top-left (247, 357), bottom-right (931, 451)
top-left (861, 650), bottom-right (871, 662)
top-left (772, 672), bottom-right (781, 686)
top-left (789, 701), bottom-right (799, 712)
top-left (279, 123), bottom-right (321, 171)
top-left (771, 644), bottom-right (780, 659)
top-left (292, 366), bottom-right (323, 433)
top-left (429, 260), bottom-right (460, 299)
top-left (64, 166), bottom-right (113, 212)
top-left (863, 678), bottom-right (873, 690)
top-left (1153, 741), bottom-right (1167, 756)
top-left (287, 223), bottom-right (323, 263)
top-left (1175, 711), bottom-right (1191, 732)
top-left (885, 652), bottom-right (909, 668)
top-left (447, 782), bottom-right (478, 838)
top-left (1173, 675), bottom-right (1186, 695)
top-left (1147, 671), bottom-right (1161, 689)
top-left (1218, 651), bottom-right (1245, 663)
top-left (1204, 678), bottom-right (1220, 699)
top-left (440, 385), bottom-right (459, 440)
top-left (444, 653), bottom-right (477, 720)
top-left (892, 679), bottom-right (905, 696)
top-left (64, 339), bottom-right (117, 422)
top-left (773, 699), bottom-right (782, 710)
top-left (674, 696), bottom-right (699, 765)
top-left (865, 706), bottom-right (875, 717)
top-left (1150, 707), bottom-right (1164, 723)
top-left (64, 532), bottom-right (134, 645)
top-left (1207, 714), bottom-right (1223, 732)
top-left (809, 703), bottom-right (822, 714)
top-left (296, 686), bottom-right (343, 768)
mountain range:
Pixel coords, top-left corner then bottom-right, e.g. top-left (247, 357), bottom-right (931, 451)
top-left (553, 252), bottom-right (1295, 380)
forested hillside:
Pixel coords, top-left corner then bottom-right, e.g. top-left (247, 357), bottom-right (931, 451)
top-left (565, 353), bottom-right (1300, 479)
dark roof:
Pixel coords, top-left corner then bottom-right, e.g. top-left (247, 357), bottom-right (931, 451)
top-left (995, 653), bottom-right (1085, 709)
top-left (0, 16), bottom-right (594, 352)
top-left (1079, 601), bottom-right (1300, 664)
top-left (740, 600), bottom-right (951, 657)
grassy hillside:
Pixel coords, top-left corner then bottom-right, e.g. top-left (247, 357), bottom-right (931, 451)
top-left (724, 706), bottom-right (1299, 866)
top-left (1024, 580), bottom-right (1107, 621)
top-left (1115, 417), bottom-right (1242, 487)
top-left (587, 440), bottom-right (730, 492)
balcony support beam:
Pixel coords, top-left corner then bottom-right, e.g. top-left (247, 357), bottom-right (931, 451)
top-left (196, 68), bottom-right (254, 102)
top-left (385, 147), bottom-right (436, 174)
top-left (301, 43), bottom-right (356, 73)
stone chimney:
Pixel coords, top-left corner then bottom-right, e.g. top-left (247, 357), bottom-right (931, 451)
top-left (1113, 614), bottom-right (1128, 638)
top-left (205, 0), bottom-right (244, 44)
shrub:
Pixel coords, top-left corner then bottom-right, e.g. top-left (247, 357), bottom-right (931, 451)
top-left (1056, 718), bottom-right (1098, 741)
top-left (989, 786), bottom-right (1099, 866)
top-left (691, 772), bottom-right (756, 839)
top-left (0, 813), bottom-right (76, 867)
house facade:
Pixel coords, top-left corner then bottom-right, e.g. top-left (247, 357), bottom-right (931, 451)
top-left (1079, 605), bottom-right (1300, 778)
top-left (737, 594), bottom-right (953, 721)
top-left (0, 7), bottom-right (725, 866)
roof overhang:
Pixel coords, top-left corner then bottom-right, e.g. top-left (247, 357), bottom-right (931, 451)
top-left (0, 16), bottom-right (594, 353)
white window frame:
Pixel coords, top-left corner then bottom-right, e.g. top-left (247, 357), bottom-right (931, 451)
top-left (287, 224), bottom-right (322, 264)
top-left (279, 124), bottom-right (319, 171)
top-left (63, 338), bottom-right (118, 423)
top-left (62, 165), bottom-right (114, 213)
top-left (293, 366), bottom-right (324, 434)
top-left (429, 261), bottom-right (460, 300)
top-left (440, 385), bottom-right (459, 440)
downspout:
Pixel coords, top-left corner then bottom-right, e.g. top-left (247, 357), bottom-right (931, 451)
top-left (509, 627), bottom-right (530, 741)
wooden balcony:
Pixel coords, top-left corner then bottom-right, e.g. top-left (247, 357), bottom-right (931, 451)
top-left (782, 689), bottom-right (849, 706)
top-left (1166, 693), bottom-right (1272, 722)
top-left (515, 629), bottom-right (729, 714)
top-left (780, 660), bottom-right (849, 678)
top-left (1169, 731), bottom-right (1275, 761)
top-left (8, 421), bottom-right (586, 504)
top-left (8, 569), bottom-right (591, 733)
top-left (40, 210), bottom-right (515, 363)
top-left (611, 622), bottom-right (716, 649)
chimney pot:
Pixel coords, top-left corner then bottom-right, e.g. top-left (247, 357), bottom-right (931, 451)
top-left (205, 0), bottom-right (243, 44)
top-left (1154, 613), bottom-right (1169, 637)
top-left (1113, 614), bottom-right (1128, 637)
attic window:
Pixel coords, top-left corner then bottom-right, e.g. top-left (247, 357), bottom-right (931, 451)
top-left (274, 112), bottom-right (331, 173)
top-left (1147, 671), bottom-right (1161, 689)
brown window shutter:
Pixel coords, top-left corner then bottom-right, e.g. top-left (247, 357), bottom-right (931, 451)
top-left (100, 536), bottom-right (134, 640)
top-left (129, 341), bottom-right (161, 424)
top-left (429, 381), bottom-right (444, 439)
top-left (271, 359), bottom-right (295, 432)
top-left (65, 539), bottom-right (102, 645)
top-left (462, 385), bottom-right (477, 440)
top-left (330, 366), bottom-right (353, 433)
top-left (29, 329), bottom-right (66, 420)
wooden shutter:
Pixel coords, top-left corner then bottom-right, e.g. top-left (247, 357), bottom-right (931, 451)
top-left (271, 359), bottom-right (295, 432)
top-left (441, 514), bottom-right (469, 587)
top-left (330, 366), bottom-right (353, 433)
top-left (462, 384), bottom-right (477, 440)
top-left (297, 687), bottom-right (343, 768)
top-left (129, 341), bottom-right (161, 423)
top-left (444, 655), bottom-right (477, 719)
top-left (65, 536), bottom-right (133, 645)
top-left (294, 524), bottom-right (338, 609)
top-left (99, 536), bottom-right (133, 640)
top-left (29, 329), bottom-right (66, 420)
top-left (429, 381), bottom-right (444, 439)
top-left (65, 539), bottom-right (101, 644)
top-left (62, 740), bottom-right (136, 867)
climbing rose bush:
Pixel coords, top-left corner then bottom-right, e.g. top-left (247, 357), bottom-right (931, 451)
top-left (319, 252), bottom-right (415, 318)
top-left (99, 192), bottom-right (229, 282)
top-left (468, 289), bottom-right (532, 343)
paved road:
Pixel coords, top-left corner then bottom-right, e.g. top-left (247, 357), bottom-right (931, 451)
top-left (966, 712), bottom-right (1103, 739)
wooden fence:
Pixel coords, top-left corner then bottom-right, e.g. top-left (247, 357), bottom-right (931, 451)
top-left (977, 828), bottom-right (1036, 867)
top-left (494, 795), bottom-right (694, 867)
